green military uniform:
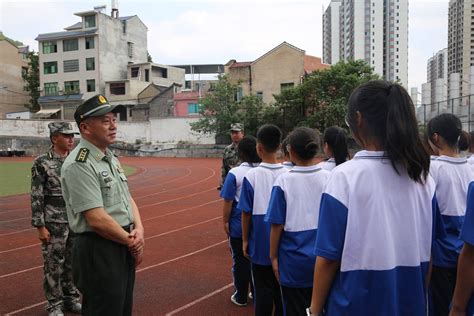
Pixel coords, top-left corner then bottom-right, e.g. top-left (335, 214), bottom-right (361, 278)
top-left (31, 123), bottom-right (80, 314)
top-left (221, 142), bottom-right (240, 185)
top-left (61, 94), bottom-right (136, 316)
top-left (61, 138), bottom-right (134, 233)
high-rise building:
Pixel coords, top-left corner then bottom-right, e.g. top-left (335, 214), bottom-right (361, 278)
top-left (448, 0), bottom-right (474, 98)
top-left (425, 48), bottom-right (448, 104)
top-left (322, 0), bottom-right (409, 87)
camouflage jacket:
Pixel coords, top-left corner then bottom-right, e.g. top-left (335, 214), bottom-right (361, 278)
top-left (31, 148), bottom-right (68, 227)
top-left (221, 142), bottom-right (241, 185)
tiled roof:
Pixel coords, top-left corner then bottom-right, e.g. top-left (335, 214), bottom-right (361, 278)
top-left (304, 55), bottom-right (330, 74)
top-left (229, 62), bottom-right (252, 68)
top-left (64, 22), bottom-right (83, 31)
top-left (36, 29), bottom-right (97, 41)
top-left (18, 46), bottom-right (29, 54)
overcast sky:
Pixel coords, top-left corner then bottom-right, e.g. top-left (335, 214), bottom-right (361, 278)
top-left (0, 0), bottom-right (449, 90)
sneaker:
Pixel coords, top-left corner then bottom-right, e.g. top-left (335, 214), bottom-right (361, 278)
top-left (63, 302), bottom-right (82, 314)
top-left (48, 308), bottom-right (64, 316)
top-left (231, 292), bottom-right (247, 307)
top-left (248, 292), bottom-right (253, 300)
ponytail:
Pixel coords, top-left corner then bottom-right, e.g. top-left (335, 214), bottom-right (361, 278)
top-left (323, 126), bottom-right (349, 166)
top-left (347, 81), bottom-right (429, 183)
top-left (426, 113), bottom-right (463, 149)
top-left (459, 130), bottom-right (469, 152)
top-left (288, 127), bottom-right (320, 161)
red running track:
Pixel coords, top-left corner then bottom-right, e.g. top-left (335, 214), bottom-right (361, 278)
top-left (0, 157), bottom-right (253, 315)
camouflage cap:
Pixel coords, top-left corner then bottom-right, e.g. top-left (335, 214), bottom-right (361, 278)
top-left (230, 123), bottom-right (244, 132)
top-left (48, 122), bottom-right (78, 135)
top-left (74, 94), bottom-right (122, 125)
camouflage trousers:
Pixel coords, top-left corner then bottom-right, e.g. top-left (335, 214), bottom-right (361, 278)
top-left (41, 222), bottom-right (80, 311)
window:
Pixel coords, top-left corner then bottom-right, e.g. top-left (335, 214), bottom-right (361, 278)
top-left (64, 81), bottom-right (80, 94)
top-left (86, 79), bottom-right (95, 92)
top-left (44, 62), bottom-right (58, 74)
top-left (63, 59), bottom-right (79, 72)
top-left (280, 82), bottom-right (294, 91)
top-left (85, 36), bottom-right (95, 49)
top-left (145, 69), bottom-right (149, 82)
top-left (131, 67), bottom-right (139, 78)
top-left (188, 103), bottom-right (201, 114)
top-left (110, 83), bottom-right (125, 95)
top-left (21, 67), bottom-right (28, 76)
top-left (44, 82), bottom-right (58, 95)
top-left (84, 15), bottom-right (96, 28)
top-left (127, 42), bottom-right (134, 58)
top-left (122, 20), bottom-right (127, 34)
top-left (63, 39), bottom-right (78, 52)
top-left (86, 58), bottom-right (95, 71)
top-left (256, 91), bottom-right (263, 100)
top-left (235, 87), bottom-right (243, 102)
top-left (42, 41), bottom-right (57, 54)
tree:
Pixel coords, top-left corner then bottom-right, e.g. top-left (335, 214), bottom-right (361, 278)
top-left (22, 51), bottom-right (40, 112)
top-left (190, 75), bottom-right (270, 140)
top-left (147, 52), bottom-right (153, 62)
top-left (273, 60), bottom-right (381, 133)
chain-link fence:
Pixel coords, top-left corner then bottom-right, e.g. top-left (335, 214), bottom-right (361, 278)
top-left (416, 95), bottom-right (474, 131)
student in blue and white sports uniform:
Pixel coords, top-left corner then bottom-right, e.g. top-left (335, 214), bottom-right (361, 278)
top-left (266, 127), bottom-right (330, 316)
top-left (220, 136), bottom-right (261, 307)
top-left (281, 136), bottom-right (294, 170)
top-left (308, 81), bottom-right (442, 316)
top-left (238, 124), bottom-right (288, 316)
top-left (450, 181), bottom-right (474, 316)
top-left (425, 113), bottom-right (474, 316)
top-left (317, 126), bottom-right (349, 171)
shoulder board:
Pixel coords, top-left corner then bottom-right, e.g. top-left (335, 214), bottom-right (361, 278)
top-left (75, 148), bottom-right (90, 163)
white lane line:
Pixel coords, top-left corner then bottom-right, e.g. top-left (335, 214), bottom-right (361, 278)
top-left (165, 283), bottom-right (234, 315)
top-left (143, 199), bottom-right (220, 222)
top-left (0, 242), bottom-right (40, 254)
top-left (140, 186), bottom-right (217, 208)
top-left (5, 301), bottom-right (46, 315)
top-left (136, 240), bottom-right (227, 273)
top-left (145, 216), bottom-right (221, 241)
top-left (0, 265), bottom-right (43, 279)
top-left (0, 216), bottom-right (29, 224)
top-left (4, 240), bottom-right (227, 315)
top-left (0, 227), bottom-right (35, 237)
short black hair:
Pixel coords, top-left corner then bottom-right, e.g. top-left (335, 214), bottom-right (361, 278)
top-left (281, 136), bottom-right (290, 157)
top-left (426, 113), bottom-right (462, 148)
top-left (256, 124), bottom-right (282, 153)
top-left (238, 136), bottom-right (261, 163)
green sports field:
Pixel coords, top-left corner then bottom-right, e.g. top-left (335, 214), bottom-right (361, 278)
top-left (0, 161), bottom-right (137, 197)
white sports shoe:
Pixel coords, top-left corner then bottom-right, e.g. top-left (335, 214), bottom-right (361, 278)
top-left (231, 292), bottom-right (247, 307)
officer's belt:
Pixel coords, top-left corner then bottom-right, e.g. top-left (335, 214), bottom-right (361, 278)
top-left (79, 223), bottom-right (134, 236)
top-left (44, 195), bottom-right (66, 207)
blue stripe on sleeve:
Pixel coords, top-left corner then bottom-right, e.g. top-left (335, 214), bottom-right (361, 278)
top-left (237, 177), bottom-right (254, 214)
top-left (461, 182), bottom-right (474, 245)
top-left (432, 195), bottom-right (446, 243)
top-left (314, 193), bottom-right (348, 261)
top-left (220, 172), bottom-right (236, 201)
top-left (265, 186), bottom-right (286, 225)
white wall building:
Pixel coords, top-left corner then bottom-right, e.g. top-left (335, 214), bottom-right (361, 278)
top-left (422, 48), bottom-right (448, 104)
top-left (35, 6), bottom-right (148, 119)
top-left (323, 0), bottom-right (408, 87)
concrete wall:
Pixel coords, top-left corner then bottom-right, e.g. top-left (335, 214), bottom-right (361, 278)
top-left (0, 117), bottom-right (215, 145)
top-left (0, 40), bottom-right (30, 117)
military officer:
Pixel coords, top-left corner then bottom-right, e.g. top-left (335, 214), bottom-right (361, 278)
top-left (31, 121), bottom-right (81, 316)
top-left (61, 94), bottom-right (144, 316)
top-left (219, 123), bottom-right (245, 189)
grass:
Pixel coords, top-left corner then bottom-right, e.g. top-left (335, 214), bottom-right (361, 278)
top-left (0, 161), bottom-right (138, 197)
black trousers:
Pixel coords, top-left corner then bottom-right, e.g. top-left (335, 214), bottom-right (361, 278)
top-left (229, 237), bottom-right (252, 303)
top-left (252, 263), bottom-right (283, 316)
top-left (430, 265), bottom-right (457, 316)
top-left (281, 286), bottom-right (312, 316)
top-left (73, 233), bottom-right (135, 316)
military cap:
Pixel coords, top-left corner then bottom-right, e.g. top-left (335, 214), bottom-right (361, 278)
top-left (230, 123), bottom-right (244, 132)
top-left (74, 94), bottom-right (122, 125)
top-left (48, 121), bottom-right (78, 135)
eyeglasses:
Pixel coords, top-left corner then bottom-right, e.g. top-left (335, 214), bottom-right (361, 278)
top-left (344, 114), bottom-right (351, 128)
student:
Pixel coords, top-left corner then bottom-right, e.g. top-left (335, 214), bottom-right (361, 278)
top-left (307, 81), bottom-right (441, 315)
top-left (220, 136), bottom-right (261, 307)
top-left (317, 126), bottom-right (349, 171)
top-left (238, 124), bottom-right (288, 316)
top-left (466, 131), bottom-right (474, 165)
top-left (450, 181), bottom-right (474, 316)
top-left (266, 127), bottom-right (330, 316)
top-left (281, 136), bottom-right (294, 169)
top-left (425, 113), bottom-right (474, 316)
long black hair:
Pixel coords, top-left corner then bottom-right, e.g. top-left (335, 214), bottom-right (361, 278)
top-left (238, 136), bottom-right (261, 163)
top-left (347, 80), bottom-right (429, 183)
top-left (323, 126), bottom-right (349, 165)
top-left (288, 127), bottom-right (320, 161)
top-left (426, 113), bottom-right (462, 149)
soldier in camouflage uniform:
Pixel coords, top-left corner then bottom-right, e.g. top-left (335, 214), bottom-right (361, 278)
top-left (220, 123), bottom-right (245, 189)
top-left (31, 122), bottom-right (82, 316)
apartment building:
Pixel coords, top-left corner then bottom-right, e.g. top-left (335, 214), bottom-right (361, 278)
top-left (422, 48), bottom-right (448, 104)
top-left (323, 0), bottom-right (409, 87)
top-left (0, 34), bottom-right (30, 118)
top-left (225, 42), bottom-right (328, 105)
top-left (35, 6), bottom-right (147, 119)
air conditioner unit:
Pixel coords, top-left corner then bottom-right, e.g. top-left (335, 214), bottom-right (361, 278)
top-left (37, 87), bottom-right (43, 92)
